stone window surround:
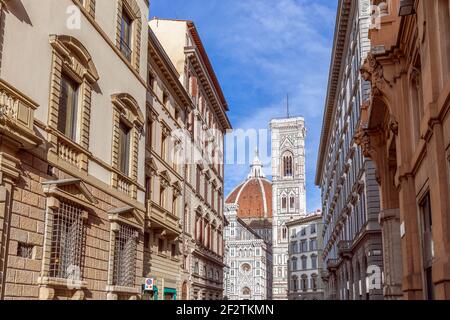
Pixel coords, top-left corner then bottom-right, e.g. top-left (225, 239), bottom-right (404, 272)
top-left (106, 206), bottom-right (143, 300)
top-left (74, 0), bottom-right (96, 19)
top-left (115, 0), bottom-right (142, 72)
top-left (48, 35), bottom-right (99, 173)
top-left (38, 179), bottom-right (98, 301)
top-left (111, 93), bottom-right (144, 200)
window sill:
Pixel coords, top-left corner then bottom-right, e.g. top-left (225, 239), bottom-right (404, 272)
top-left (106, 285), bottom-right (140, 295)
top-left (38, 276), bottom-right (88, 290)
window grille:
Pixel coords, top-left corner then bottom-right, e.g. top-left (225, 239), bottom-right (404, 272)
top-left (17, 243), bottom-right (33, 259)
top-left (113, 224), bottom-right (138, 287)
top-left (49, 201), bottom-right (85, 279)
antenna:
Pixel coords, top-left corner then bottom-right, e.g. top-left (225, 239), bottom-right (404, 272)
top-left (286, 94), bottom-right (290, 118)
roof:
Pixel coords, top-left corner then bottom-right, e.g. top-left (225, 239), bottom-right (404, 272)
top-left (226, 177), bottom-right (273, 220)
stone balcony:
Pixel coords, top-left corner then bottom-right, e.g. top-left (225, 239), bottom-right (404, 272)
top-left (326, 258), bottom-right (340, 272)
top-left (337, 240), bottom-right (353, 259)
top-left (0, 79), bottom-right (42, 149)
top-left (148, 201), bottom-right (182, 237)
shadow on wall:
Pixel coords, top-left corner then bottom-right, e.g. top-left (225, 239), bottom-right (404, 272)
top-left (0, 0), bottom-right (33, 73)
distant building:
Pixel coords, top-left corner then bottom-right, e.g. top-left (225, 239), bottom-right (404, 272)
top-left (223, 204), bottom-right (272, 300)
top-left (286, 211), bottom-right (324, 300)
top-left (270, 117), bottom-right (307, 300)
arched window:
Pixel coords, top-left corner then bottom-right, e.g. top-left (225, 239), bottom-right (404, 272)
top-left (301, 274), bottom-right (308, 292)
top-left (301, 255), bottom-right (308, 270)
top-left (282, 152), bottom-right (293, 177)
top-left (282, 226), bottom-right (287, 240)
top-left (281, 196), bottom-right (287, 210)
top-left (292, 257), bottom-right (298, 271)
top-left (311, 254), bottom-right (318, 269)
top-left (311, 274), bottom-right (318, 291)
top-left (292, 275), bottom-right (299, 292)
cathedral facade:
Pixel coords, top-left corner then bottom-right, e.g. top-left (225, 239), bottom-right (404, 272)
top-left (224, 116), bottom-right (307, 300)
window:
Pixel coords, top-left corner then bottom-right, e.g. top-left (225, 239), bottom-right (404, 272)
top-left (58, 74), bottom-right (79, 141)
top-left (292, 276), bottom-right (298, 292)
top-left (49, 201), bottom-right (85, 279)
top-left (147, 71), bottom-right (155, 91)
top-left (301, 240), bottom-right (307, 252)
top-left (161, 130), bottom-right (168, 161)
top-left (310, 223), bottom-right (316, 234)
top-left (160, 183), bottom-right (166, 208)
top-left (301, 227), bottom-right (306, 236)
top-left (120, 8), bottom-right (133, 61)
top-left (292, 257), bottom-right (297, 271)
top-left (255, 248), bottom-right (261, 256)
top-left (282, 226), bottom-right (287, 240)
top-left (172, 194), bottom-right (178, 216)
top-left (241, 263), bottom-right (251, 273)
top-left (281, 196), bottom-right (287, 210)
top-left (301, 275), bottom-right (308, 292)
top-left (118, 121), bottom-right (131, 175)
top-left (301, 256), bottom-right (307, 270)
top-left (194, 261), bottom-right (199, 274)
top-left (311, 274), bottom-right (318, 291)
top-left (162, 92), bottom-right (169, 108)
top-left (242, 287), bottom-right (251, 295)
top-left (171, 243), bottom-right (177, 258)
top-left (283, 153), bottom-right (293, 177)
top-left (145, 176), bottom-right (152, 203)
top-left (310, 239), bottom-right (317, 251)
top-left (113, 224), bottom-right (137, 287)
top-left (311, 255), bottom-right (318, 269)
top-left (289, 196), bottom-right (296, 211)
top-left (420, 193), bottom-right (435, 300)
top-left (158, 238), bottom-right (164, 254)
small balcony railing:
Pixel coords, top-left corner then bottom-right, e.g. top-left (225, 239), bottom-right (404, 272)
top-left (0, 79), bottom-right (41, 148)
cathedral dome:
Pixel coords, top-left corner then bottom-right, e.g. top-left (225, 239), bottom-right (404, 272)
top-left (226, 150), bottom-right (272, 219)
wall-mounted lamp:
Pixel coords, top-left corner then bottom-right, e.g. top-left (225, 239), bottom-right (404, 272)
top-left (398, 0), bottom-right (415, 16)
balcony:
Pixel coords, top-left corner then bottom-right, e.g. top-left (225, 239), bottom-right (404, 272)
top-left (148, 201), bottom-right (182, 237)
top-left (0, 79), bottom-right (42, 149)
top-left (337, 240), bottom-right (353, 259)
top-left (326, 259), bottom-right (340, 272)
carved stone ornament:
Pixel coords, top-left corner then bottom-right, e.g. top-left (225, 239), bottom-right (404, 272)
top-left (361, 53), bottom-right (391, 97)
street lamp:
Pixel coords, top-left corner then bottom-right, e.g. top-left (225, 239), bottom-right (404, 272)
top-left (398, 0), bottom-right (415, 16)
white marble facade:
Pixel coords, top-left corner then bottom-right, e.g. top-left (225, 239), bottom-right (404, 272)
top-left (270, 117), bottom-right (307, 300)
top-left (223, 204), bottom-right (272, 300)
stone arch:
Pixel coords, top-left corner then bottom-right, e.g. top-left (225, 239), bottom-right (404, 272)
top-left (50, 35), bottom-right (99, 82)
top-left (181, 281), bottom-right (188, 300)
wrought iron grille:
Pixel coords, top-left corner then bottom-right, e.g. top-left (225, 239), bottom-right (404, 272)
top-left (113, 224), bottom-right (137, 287)
top-left (49, 201), bottom-right (85, 279)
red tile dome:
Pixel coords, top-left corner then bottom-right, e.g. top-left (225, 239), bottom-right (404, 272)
top-left (226, 150), bottom-right (272, 219)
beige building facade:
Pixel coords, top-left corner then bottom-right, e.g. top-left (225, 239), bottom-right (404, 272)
top-left (0, 0), bottom-right (150, 300)
top-left (149, 19), bottom-right (231, 300)
top-left (0, 1), bottom-right (230, 301)
top-left (356, 0), bottom-right (450, 300)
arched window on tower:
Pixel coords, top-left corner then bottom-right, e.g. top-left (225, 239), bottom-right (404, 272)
top-left (282, 152), bottom-right (293, 177)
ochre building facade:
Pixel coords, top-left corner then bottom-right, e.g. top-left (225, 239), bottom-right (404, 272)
top-left (356, 0), bottom-right (450, 300)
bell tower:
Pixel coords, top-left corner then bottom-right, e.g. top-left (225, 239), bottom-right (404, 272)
top-left (270, 116), bottom-right (307, 300)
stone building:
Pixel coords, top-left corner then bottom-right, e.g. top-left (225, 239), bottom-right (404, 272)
top-left (356, 0), bottom-right (450, 300)
top-left (0, 0), bottom-right (150, 300)
top-left (141, 28), bottom-right (194, 300)
top-left (286, 211), bottom-right (324, 300)
top-left (223, 203), bottom-right (272, 300)
top-left (270, 117), bottom-right (307, 300)
top-left (315, 0), bottom-right (384, 300)
top-left (149, 19), bottom-right (231, 300)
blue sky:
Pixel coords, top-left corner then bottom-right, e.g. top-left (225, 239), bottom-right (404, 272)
top-left (151, 0), bottom-right (338, 212)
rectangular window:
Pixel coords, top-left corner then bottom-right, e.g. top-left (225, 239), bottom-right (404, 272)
top-left (58, 74), bottom-right (79, 141)
top-left (144, 232), bottom-right (150, 250)
top-left (161, 132), bottom-right (168, 161)
top-left (118, 121), bottom-right (131, 175)
top-left (113, 224), bottom-right (137, 287)
top-left (420, 193), bottom-right (435, 300)
top-left (171, 243), bottom-right (177, 258)
top-left (120, 9), bottom-right (133, 61)
top-left (49, 201), bottom-right (84, 279)
top-left (145, 176), bottom-right (152, 203)
top-left (160, 185), bottom-right (166, 208)
top-left (146, 117), bottom-right (153, 148)
top-left (158, 238), bottom-right (164, 254)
